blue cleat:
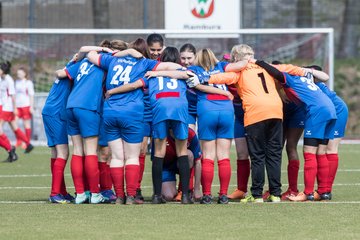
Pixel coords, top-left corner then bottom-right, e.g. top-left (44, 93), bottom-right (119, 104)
top-left (101, 190), bottom-right (117, 203)
top-left (63, 193), bottom-right (75, 203)
top-left (49, 194), bottom-right (70, 204)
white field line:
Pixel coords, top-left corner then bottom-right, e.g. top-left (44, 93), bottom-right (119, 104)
top-left (0, 200), bottom-right (360, 204)
top-left (0, 183), bottom-right (359, 190)
top-left (1, 169), bottom-right (360, 178)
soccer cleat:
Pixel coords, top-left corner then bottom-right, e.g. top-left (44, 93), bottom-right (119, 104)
top-left (101, 190), bottom-right (117, 203)
top-left (181, 193), bottom-right (194, 204)
top-left (288, 192), bottom-right (314, 202)
top-left (125, 195), bottom-right (143, 205)
top-left (24, 144), bottom-right (34, 154)
top-left (266, 194), bottom-right (281, 203)
top-left (262, 190), bottom-right (270, 200)
top-left (327, 192), bottom-right (332, 200)
top-left (49, 194), bottom-right (70, 204)
top-left (313, 191), bottom-right (321, 201)
top-left (200, 194), bottom-right (213, 204)
top-left (90, 193), bottom-right (106, 204)
top-left (240, 194), bottom-right (264, 203)
top-left (174, 190), bottom-right (182, 202)
top-left (115, 197), bottom-right (125, 204)
top-left (63, 193), bottom-right (75, 203)
top-left (217, 194), bottom-right (229, 204)
top-left (9, 146), bottom-right (18, 162)
top-left (281, 189), bottom-right (299, 201)
top-left (135, 188), bottom-right (145, 202)
top-left (227, 189), bottom-right (247, 200)
top-left (75, 192), bottom-right (89, 204)
top-left (152, 194), bottom-right (166, 204)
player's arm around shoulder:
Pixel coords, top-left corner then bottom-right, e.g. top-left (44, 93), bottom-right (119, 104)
top-left (208, 72), bottom-right (239, 85)
top-left (105, 79), bottom-right (145, 99)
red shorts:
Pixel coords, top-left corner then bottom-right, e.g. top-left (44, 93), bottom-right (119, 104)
top-left (0, 111), bottom-right (15, 122)
top-left (17, 107), bottom-right (32, 120)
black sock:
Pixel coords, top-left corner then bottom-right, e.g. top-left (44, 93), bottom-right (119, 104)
top-left (152, 156), bottom-right (164, 196)
top-left (177, 155), bottom-right (190, 195)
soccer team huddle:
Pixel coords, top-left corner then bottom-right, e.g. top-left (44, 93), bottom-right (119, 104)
top-left (40, 33), bottom-right (348, 205)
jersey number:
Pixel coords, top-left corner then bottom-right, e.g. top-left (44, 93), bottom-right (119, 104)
top-left (109, 65), bottom-right (132, 85)
top-left (257, 73), bottom-right (269, 94)
top-left (300, 76), bottom-right (318, 91)
top-left (158, 77), bottom-right (178, 90)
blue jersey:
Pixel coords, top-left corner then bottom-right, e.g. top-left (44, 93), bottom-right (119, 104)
top-left (316, 82), bottom-right (347, 114)
top-left (66, 58), bottom-right (106, 113)
top-left (99, 54), bottom-right (159, 117)
top-left (42, 61), bottom-right (80, 118)
top-left (188, 62), bottom-right (233, 114)
top-left (143, 88), bottom-right (152, 123)
top-left (282, 72), bottom-right (337, 124)
top-left (143, 75), bottom-right (188, 125)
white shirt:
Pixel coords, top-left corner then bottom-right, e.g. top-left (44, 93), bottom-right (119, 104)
top-left (15, 79), bottom-right (34, 107)
top-left (0, 74), bottom-right (16, 111)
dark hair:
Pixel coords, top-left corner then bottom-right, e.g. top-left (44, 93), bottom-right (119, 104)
top-left (303, 65), bottom-right (322, 71)
top-left (180, 43), bottom-right (196, 54)
top-left (129, 38), bottom-right (150, 58)
top-left (0, 61), bottom-right (11, 74)
top-left (272, 60), bottom-right (282, 65)
top-left (160, 46), bottom-right (181, 64)
top-left (99, 39), bottom-right (111, 48)
top-left (146, 33), bottom-right (164, 47)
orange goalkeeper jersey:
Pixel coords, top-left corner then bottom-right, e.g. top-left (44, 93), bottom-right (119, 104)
top-left (209, 63), bottom-right (306, 126)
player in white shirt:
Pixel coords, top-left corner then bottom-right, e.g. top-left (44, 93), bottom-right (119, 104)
top-left (0, 62), bottom-right (33, 154)
top-left (15, 67), bottom-right (35, 148)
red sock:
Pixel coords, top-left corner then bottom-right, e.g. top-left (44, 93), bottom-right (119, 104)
top-left (316, 154), bottom-right (329, 194)
top-left (137, 154), bottom-right (146, 189)
top-left (82, 156), bottom-right (89, 191)
top-left (111, 167), bottom-right (124, 198)
top-left (106, 164), bottom-right (113, 188)
top-left (201, 159), bottom-right (214, 195)
top-left (25, 128), bottom-right (32, 141)
top-left (0, 134), bottom-right (11, 151)
top-left (70, 155), bottom-right (84, 194)
top-left (218, 159), bottom-right (231, 195)
top-left (303, 152), bottom-right (317, 195)
top-left (189, 167), bottom-right (195, 192)
top-left (288, 160), bottom-right (300, 192)
top-left (50, 158), bottom-right (56, 195)
top-left (14, 129), bottom-right (29, 145)
top-left (84, 155), bottom-right (100, 193)
top-left (99, 162), bottom-right (112, 191)
top-left (51, 158), bottom-right (66, 196)
top-left (327, 153), bottom-right (339, 192)
top-left (125, 164), bottom-right (140, 197)
top-left (237, 159), bottom-right (250, 192)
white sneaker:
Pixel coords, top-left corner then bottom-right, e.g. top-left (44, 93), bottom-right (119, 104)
top-left (90, 193), bottom-right (105, 204)
top-left (75, 192), bottom-right (88, 204)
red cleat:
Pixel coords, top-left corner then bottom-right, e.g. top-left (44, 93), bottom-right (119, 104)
top-left (262, 190), bottom-right (270, 200)
top-left (281, 189), bottom-right (299, 201)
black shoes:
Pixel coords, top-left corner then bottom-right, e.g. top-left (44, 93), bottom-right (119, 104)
top-left (24, 144), bottom-right (34, 154)
top-left (152, 194), bottom-right (166, 204)
top-left (181, 193), bottom-right (194, 204)
top-left (4, 146), bottom-right (18, 162)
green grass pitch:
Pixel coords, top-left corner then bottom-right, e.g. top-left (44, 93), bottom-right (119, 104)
top-left (0, 144), bottom-right (359, 239)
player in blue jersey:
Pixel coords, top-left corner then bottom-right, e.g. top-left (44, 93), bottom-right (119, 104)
top-left (180, 43), bottom-right (198, 131)
top-left (43, 54), bottom-right (80, 203)
top-left (159, 128), bottom-right (202, 201)
top-left (313, 73), bottom-right (348, 200)
top-left (147, 33), bottom-right (165, 60)
top-left (251, 59), bottom-right (337, 201)
top-left (56, 45), bottom-right (114, 204)
top-left (86, 38), bottom-right (185, 204)
top-left (186, 48), bottom-right (247, 204)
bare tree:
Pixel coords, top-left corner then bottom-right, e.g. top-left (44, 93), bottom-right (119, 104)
top-left (92, 0), bottom-right (110, 45)
top-left (338, 0), bottom-right (360, 58)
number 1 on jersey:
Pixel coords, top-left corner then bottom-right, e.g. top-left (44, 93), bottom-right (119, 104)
top-left (258, 72), bottom-right (269, 94)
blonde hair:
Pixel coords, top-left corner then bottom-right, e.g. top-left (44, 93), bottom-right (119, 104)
top-left (230, 44), bottom-right (254, 62)
top-left (110, 39), bottom-right (128, 51)
top-left (194, 48), bottom-right (218, 71)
